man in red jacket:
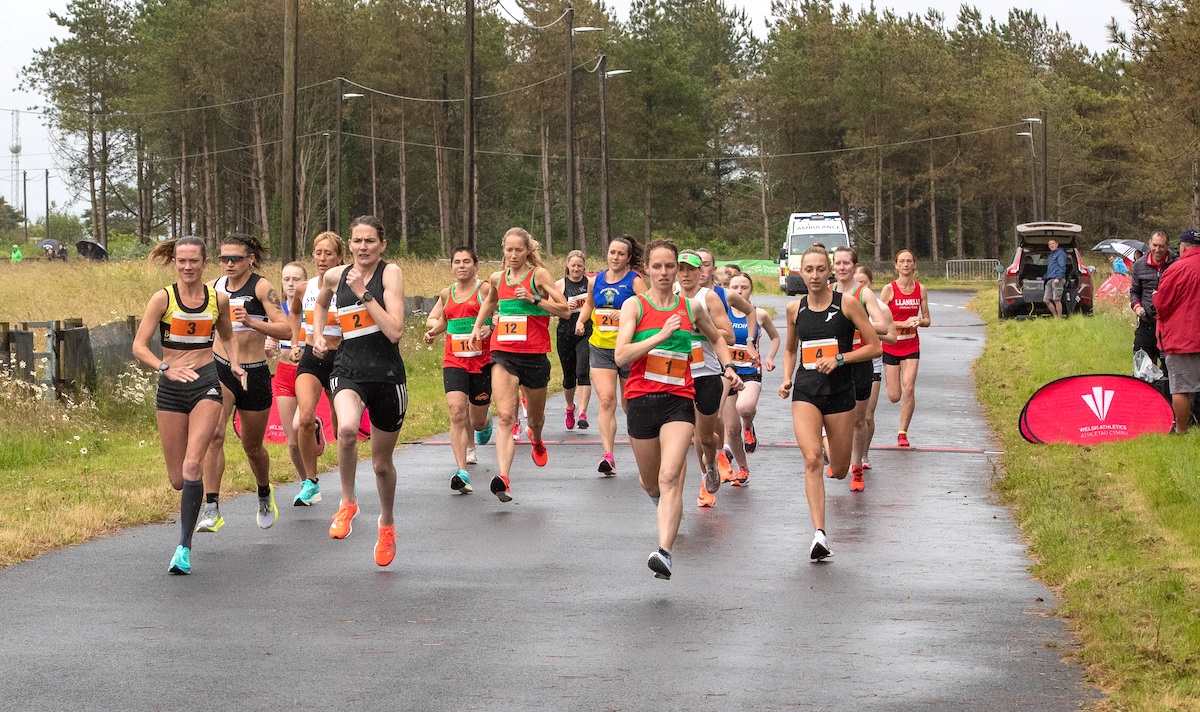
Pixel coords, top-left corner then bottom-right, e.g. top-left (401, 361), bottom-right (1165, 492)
top-left (1154, 229), bottom-right (1200, 433)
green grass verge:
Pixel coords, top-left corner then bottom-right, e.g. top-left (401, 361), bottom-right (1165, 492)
top-left (970, 291), bottom-right (1200, 711)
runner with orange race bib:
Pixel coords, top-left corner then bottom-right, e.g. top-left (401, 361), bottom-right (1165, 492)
top-left (878, 249), bottom-right (930, 448)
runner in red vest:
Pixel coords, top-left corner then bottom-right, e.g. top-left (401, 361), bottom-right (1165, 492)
top-left (470, 228), bottom-right (570, 503)
top-left (878, 249), bottom-right (930, 448)
top-left (424, 246), bottom-right (494, 494)
top-left (615, 239), bottom-right (742, 580)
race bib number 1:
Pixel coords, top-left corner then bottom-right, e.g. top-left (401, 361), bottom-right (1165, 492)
top-left (645, 349), bottom-right (689, 386)
top-left (800, 338), bottom-right (839, 370)
top-left (448, 333), bottom-right (481, 358)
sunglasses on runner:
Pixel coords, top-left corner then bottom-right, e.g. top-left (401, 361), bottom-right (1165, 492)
top-left (218, 255), bottom-right (249, 264)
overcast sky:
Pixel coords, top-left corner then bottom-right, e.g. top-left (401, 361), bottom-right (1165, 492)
top-left (1, 0), bottom-right (1132, 221)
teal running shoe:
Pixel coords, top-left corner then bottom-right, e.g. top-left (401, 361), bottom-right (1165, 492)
top-left (293, 478), bottom-right (322, 507)
top-left (257, 485), bottom-right (279, 529)
top-left (168, 545), bottom-right (191, 575)
top-left (475, 422), bottom-right (493, 445)
top-left (450, 470), bottom-right (474, 494)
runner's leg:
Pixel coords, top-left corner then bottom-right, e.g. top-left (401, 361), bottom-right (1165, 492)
top-left (898, 358), bottom-right (920, 434)
top-left (492, 363), bottom-right (520, 476)
top-left (447, 390), bottom-right (472, 471)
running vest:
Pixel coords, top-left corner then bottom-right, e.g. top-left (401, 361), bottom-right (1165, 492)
top-left (443, 280), bottom-right (492, 373)
top-left (492, 266), bottom-right (552, 355)
top-left (625, 293), bottom-right (696, 400)
top-left (728, 308), bottom-right (759, 376)
top-left (834, 282), bottom-right (869, 352)
top-left (159, 284), bottom-right (220, 351)
top-left (687, 286), bottom-right (722, 377)
top-left (333, 262), bottom-right (406, 383)
top-left (215, 274), bottom-right (267, 333)
top-left (301, 276), bottom-right (341, 340)
top-left (792, 291), bottom-right (855, 396)
top-left (560, 275), bottom-right (591, 335)
top-left (883, 280), bottom-right (922, 358)
top-left (589, 269), bottom-right (638, 349)
top-left (280, 301), bottom-right (292, 352)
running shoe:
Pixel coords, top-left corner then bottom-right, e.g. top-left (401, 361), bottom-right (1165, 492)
top-left (329, 501), bottom-right (359, 539)
top-left (451, 469), bottom-right (474, 494)
top-left (743, 425), bottom-right (757, 453)
top-left (520, 396), bottom-right (528, 419)
top-left (466, 445), bottom-right (477, 465)
top-left (731, 467), bottom-right (749, 487)
top-left (897, 431), bottom-right (911, 448)
top-left (649, 495), bottom-right (660, 507)
top-left (565, 406), bottom-right (576, 430)
top-left (374, 519), bottom-right (396, 567)
top-left (512, 422), bottom-right (521, 441)
top-left (825, 465), bottom-right (834, 479)
top-left (697, 480), bottom-right (716, 508)
top-left (529, 429), bottom-right (548, 467)
top-left (168, 545), bottom-right (191, 575)
top-left (314, 416), bottom-right (327, 456)
top-left (294, 478), bottom-right (321, 506)
top-left (491, 474), bottom-right (513, 502)
top-left (476, 422), bottom-right (493, 445)
top-left (862, 458), bottom-right (872, 471)
top-left (257, 485), bottom-right (279, 529)
top-left (716, 447), bottom-right (735, 483)
top-left (598, 453), bottom-right (615, 477)
top-left (196, 503), bottom-right (224, 533)
top-left (809, 530), bottom-right (831, 561)
top-left (647, 547), bottom-right (673, 579)
top-left (703, 462), bottom-right (721, 495)
top-left (849, 465), bottom-right (865, 492)
top-left (577, 411), bottom-right (589, 429)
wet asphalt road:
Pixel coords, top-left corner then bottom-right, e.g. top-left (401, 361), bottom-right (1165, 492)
top-left (0, 291), bottom-right (1099, 711)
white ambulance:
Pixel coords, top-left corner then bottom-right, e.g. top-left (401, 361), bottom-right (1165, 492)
top-left (777, 212), bottom-right (852, 295)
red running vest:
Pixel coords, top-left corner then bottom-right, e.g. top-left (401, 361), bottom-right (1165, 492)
top-left (883, 280), bottom-right (921, 358)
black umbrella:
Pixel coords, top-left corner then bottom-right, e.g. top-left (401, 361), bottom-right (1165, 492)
top-left (76, 239), bottom-right (109, 260)
top-left (37, 238), bottom-right (62, 251)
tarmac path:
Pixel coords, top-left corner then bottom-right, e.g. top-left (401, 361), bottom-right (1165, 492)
top-left (0, 290), bottom-right (1099, 710)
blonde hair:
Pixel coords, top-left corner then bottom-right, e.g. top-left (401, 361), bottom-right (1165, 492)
top-left (312, 231), bottom-right (346, 261)
top-left (504, 227), bottom-right (544, 270)
top-left (149, 236), bottom-right (205, 265)
top-left (713, 266), bottom-right (732, 287)
top-left (283, 261), bottom-right (308, 279)
top-left (565, 249), bottom-right (586, 277)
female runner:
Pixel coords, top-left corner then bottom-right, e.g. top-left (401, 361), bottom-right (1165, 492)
top-left (614, 240), bottom-right (742, 580)
top-left (199, 233), bottom-right (292, 533)
top-left (312, 216), bottom-right (408, 567)
top-left (878, 250), bottom-right (930, 448)
top-left (576, 235), bottom-right (646, 476)
top-left (288, 232), bottom-right (346, 506)
top-left (470, 228), bottom-right (570, 502)
top-left (854, 266), bottom-right (888, 471)
top-left (268, 261), bottom-right (309, 485)
top-left (832, 247), bottom-right (895, 491)
top-left (719, 273), bottom-right (779, 486)
top-left (556, 250), bottom-right (592, 431)
top-left (778, 246), bottom-right (880, 560)
top-left (423, 245), bottom-right (494, 494)
top-left (132, 236), bottom-right (242, 574)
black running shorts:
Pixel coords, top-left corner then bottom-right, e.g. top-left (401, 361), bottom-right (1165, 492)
top-left (792, 386), bottom-right (856, 415)
top-left (491, 350), bottom-right (552, 390)
top-left (882, 350), bottom-right (920, 366)
top-left (296, 345), bottom-right (337, 389)
top-left (443, 366), bottom-right (493, 406)
top-left (156, 362), bottom-right (223, 414)
top-left (330, 376), bottom-right (408, 433)
top-left (728, 372), bottom-right (761, 397)
top-left (215, 356), bottom-right (273, 411)
top-left (851, 361), bottom-right (873, 402)
top-left (627, 393), bottom-right (696, 439)
top-left (693, 374), bottom-right (724, 416)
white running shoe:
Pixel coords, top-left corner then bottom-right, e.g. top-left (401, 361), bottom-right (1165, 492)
top-left (466, 445), bottom-right (477, 465)
top-left (809, 530), bottom-right (830, 561)
top-left (647, 548), bottom-right (673, 579)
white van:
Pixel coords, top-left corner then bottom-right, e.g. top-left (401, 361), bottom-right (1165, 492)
top-left (777, 212), bottom-right (852, 295)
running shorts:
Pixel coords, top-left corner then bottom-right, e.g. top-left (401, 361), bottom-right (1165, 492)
top-left (851, 361), bottom-right (873, 402)
top-left (156, 362), bottom-right (222, 414)
top-left (296, 345), bottom-right (337, 389)
top-left (792, 386), bottom-right (855, 415)
top-left (274, 360), bottom-right (298, 398)
top-left (627, 393), bottom-right (696, 439)
top-left (589, 344), bottom-right (631, 380)
top-left (215, 356), bottom-right (273, 411)
top-left (492, 350), bottom-right (552, 390)
top-left (882, 350), bottom-right (920, 366)
top-left (443, 366), bottom-right (493, 406)
top-left (728, 372), bottom-right (761, 396)
top-left (330, 377), bottom-right (408, 433)
top-left (694, 374), bottom-right (725, 416)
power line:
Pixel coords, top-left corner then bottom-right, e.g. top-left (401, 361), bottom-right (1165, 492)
top-left (493, 3), bottom-right (571, 31)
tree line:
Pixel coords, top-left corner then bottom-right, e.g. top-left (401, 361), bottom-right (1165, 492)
top-left (19, 0), bottom-right (1199, 260)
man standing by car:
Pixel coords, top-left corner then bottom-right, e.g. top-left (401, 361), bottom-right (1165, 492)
top-left (1152, 229), bottom-right (1200, 434)
top-left (1043, 238), bottom-right (1067, 318)
top-left (1130, 230), bottom-right (1174, 378)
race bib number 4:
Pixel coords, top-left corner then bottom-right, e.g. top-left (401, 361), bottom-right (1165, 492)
top-left (497, 314), bottom-right (528, 342)
top-left (644, 349), bottom-right (689, 386)
top-left (448, 333), bottom-right (481, 358)
top-left (595, 308), bottom-right (620, 332)
top-left (801, 338), bottom-right (839, 370)
top-left (338, 304), bottom-right (380, 339)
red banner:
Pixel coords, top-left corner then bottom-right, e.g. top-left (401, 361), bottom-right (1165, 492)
top-left (1020, 374), bottom-right (1173, 444)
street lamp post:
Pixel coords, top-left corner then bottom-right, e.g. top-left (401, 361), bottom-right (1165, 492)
top-left (1017, 129), bottom-right (1038, 221)
top-left (566, 12), bottom-right (602, 253)
top-left (334, 79), bottom-right (365, 235)
top-left (323, 131), bottom-right (332, 231)
top-left (597, 55), bottom-right (631, 252)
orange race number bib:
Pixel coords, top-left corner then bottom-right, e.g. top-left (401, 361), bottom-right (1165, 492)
top-left (167, 311), bottom-right (214, 345)
top-left (644, 349), bottom-right (689, 386)
top-left (497, 315), bottom-right (528, 343)
top-left (897, 326), bottom-right (917, 340)
top-left (448, 332), bottom-right (482, 358)
top-left (595, 308), bottom-right (620, 332)
top-left (337, 303), bottom-right (380, 339)
top-left (690, 339), bottom-right (706, 367)
top-left (800, 338), bottom-right (839, 370)
top-left (729, 346), bottom-right (753, 369)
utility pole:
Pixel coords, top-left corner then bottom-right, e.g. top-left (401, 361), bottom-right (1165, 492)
top-left (324, 132), bottom-right (332, 231)
top-left (1041, 108), bottom-right (1049, 221)
top-left (565, 5), bottom-right (576, 252)
top-left (598, 55), bottom-right (611, 252)
top-left (334, 77), bottom-right (344, 236)
top-left (371, 96), bottom-right (378, 217)
top-left (280, 0), bottom-right (298, 262)
top-left (463, 0), bottom-right (476, 252)
top-left (45, 169), bottom-right (49, 242)
top-left (23, 171), bottom-right (28, 243)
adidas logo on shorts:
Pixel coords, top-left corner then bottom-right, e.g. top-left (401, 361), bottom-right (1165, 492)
top-left (206, 388), bottom-right (220, 396)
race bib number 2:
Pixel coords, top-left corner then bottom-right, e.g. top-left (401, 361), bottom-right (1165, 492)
top-left (800, 338), bottom-right (839, 370)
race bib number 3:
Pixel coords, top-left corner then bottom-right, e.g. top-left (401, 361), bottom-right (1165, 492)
top-left (644, 349), bottom-right (689, 386)
top-left (497, 315), bottom-right (528, 342)
top-left (595, 308), bottom-right (620, 332)
top-left (338, 304), bottom-right (380, 339)
top-left (801, 338), bottom-right (839, 370)
top-left (448, 333), bottom-right (482, 358)
top-left (168, 312), bottom-right (214, 344)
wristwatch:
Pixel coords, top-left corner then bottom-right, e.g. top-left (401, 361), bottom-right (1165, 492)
top-left (532, 293), bottom-right (543, 304)
top-left (158, 362), bottom-right (170, 373)
top-left (722, 363), bottom-right (737, 374)
top-left (835, 354), bottom-right (845, 367)
top-left (361, 290), bottom-right (375, 303)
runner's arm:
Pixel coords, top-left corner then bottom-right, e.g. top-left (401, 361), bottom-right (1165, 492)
top-left (613, 298), bottom-right (661, 367)
top-left (311, 267), bottom-right (341, 357)
top-left (757, 308), bottom-right (780, 370)
top-left (533, 268), bottom-right (571, 319)
top-left (423, 290), bottom-right (448, 343)
top-left (470, 272), bottom-right (501, 346)
top-left (842, 297), bottom-right (881, 364)
top-left (373, 263), bottom-right (406, 343)
top-left (131, 290), bottom-right (169, 370)
top-left (918, 284), bottom-right (931, 328)
top-left (695, 300), bottom-right (743, 391)
top-left (705, 291), bottom-right (735, 344)
top-left (253, 279), bottom-right (295, 341)
top-left (777, 301), bottom-right (800, 398)
top-left (575, 276), bottom-right (596, 335)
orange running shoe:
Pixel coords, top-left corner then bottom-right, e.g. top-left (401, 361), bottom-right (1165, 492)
top-left (897, 431), bottom-right (911, 448)
top-left (697, 480), bottom-right (716, 508)
top-left (329, 501), bottom-right (359, 539)
top-left (825, 465), bottom-right (834, 479)
top-left (491, 474), bottom-right (513, 502)
top-left (374, 519), bottom-right (396, 566)
top-left (528, 428), bottom-right (548, 467)
top-left (717, 447), bottom-right (735, 482)
top-left (512, 421), bottom-right (521, 441)
top-left (849, 465), bottom-right (865, 492)
top-left (731, 467), bottom-right (749, 486)
top-left (743, 426), bottom-right (757, 453)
